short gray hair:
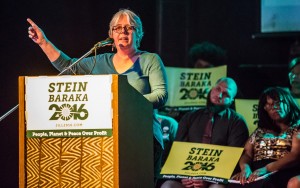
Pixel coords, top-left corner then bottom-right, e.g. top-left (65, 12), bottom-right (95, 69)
top-left (108, 9), bottom-right (144, 48)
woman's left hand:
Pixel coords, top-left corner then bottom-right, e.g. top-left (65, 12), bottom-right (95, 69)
top-left (247, 167), bottom-right (268, 182)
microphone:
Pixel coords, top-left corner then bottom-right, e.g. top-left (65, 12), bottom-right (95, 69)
top-left (94, 38), bottom-right (114, 48)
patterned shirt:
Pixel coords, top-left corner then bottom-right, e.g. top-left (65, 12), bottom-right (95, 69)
top-left (249, 123), bottom-right (300, 161)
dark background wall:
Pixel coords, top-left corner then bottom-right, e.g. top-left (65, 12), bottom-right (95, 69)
top-left (0, 0), bottom-right (298, 187)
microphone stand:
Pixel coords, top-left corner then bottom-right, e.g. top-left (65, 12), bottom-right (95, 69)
top-left (0, 105), bottom-right (19, 122)
top-left (0, 42), bottom-right (111, 122)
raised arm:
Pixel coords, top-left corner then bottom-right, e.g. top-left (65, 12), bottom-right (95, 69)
top-left (27, 18), bottom-right (63, 62)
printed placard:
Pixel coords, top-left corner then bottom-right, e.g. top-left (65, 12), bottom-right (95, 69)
top-left (235, 99), bottom-right (259, 135)
top-left (25, 75), bottom-right (113, 138)
top-left (164, 66), bottom-right (227, 109)
top-left (160, 141), bottom-right (243, 184)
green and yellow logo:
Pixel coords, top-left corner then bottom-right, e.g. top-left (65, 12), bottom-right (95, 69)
top-left (49, 103), bottom-right (88, 121)
top-left (179, 72), bottom-right (212, 100)
top-left (182, 147), bottom-right (223, 172)
top-left (182, 162), bottom-right (215, 171)
top-left (48, 81), bottom-right (89, 121)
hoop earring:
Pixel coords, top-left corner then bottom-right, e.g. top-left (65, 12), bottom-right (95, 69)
top-left (112, 44), bottom-right (115, 51)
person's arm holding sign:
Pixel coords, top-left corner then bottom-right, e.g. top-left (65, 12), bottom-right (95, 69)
top-left (247, 130), bottom-right (300, 182)
top-left (181, 178), bottom-right (208, 188)
top-left (231, 137), bottom-right (254, 185)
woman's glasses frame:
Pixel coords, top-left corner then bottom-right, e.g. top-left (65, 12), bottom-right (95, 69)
top-left (112, 25), bottom-right (136, 34)
top-left (264, 100), bottom-right (284, 111)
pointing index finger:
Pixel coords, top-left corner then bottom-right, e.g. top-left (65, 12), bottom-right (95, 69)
top-left (27, 18), bottom-right (37, 27)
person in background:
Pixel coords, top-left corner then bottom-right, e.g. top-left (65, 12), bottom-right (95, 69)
top-left (155, 110), bottom-right (178, 166)
top-left (27, 8), bottom-right (168, 185)
top-left (187, 41), bottom-right (246, 100)
top-left (155, 110), bottom-right (179, 188)
top-left (187, 41), bottom-right (227, 68)
top-left (228, 87), bottom-right (300, 188)
top-left (287, 57), bottom-right (300, 188)
top-left (288, 57), bottom-right (300, 98)
top-left (167, 41), bottom-right (228, 122)
top-left (161, 77), bottom-right (249, 188)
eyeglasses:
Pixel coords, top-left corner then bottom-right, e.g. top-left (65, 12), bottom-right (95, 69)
top-left (112, 25), bottom-right (135, 34)
top-left (264, 100), bottom-right (284, 111)
top-left (289, 72), bottom-right (300, 80)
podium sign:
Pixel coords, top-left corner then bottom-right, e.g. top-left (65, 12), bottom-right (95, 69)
top-left (25, 75), bottom-right (113, 138)
top-left (160, 141), bottom-right (243, 184)
top-left (19, 75), bottom-right (154, 188)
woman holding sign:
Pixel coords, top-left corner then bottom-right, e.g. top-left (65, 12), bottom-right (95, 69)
top-left (229, 87), bottom-right (300, 188)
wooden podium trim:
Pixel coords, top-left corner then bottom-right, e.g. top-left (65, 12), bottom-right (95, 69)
top-left (18, 76), bottom-right (117, 187)
top-left (19, 76), bottom-right (25, 188)
top-left (112, 75), bottom-right (120, 188)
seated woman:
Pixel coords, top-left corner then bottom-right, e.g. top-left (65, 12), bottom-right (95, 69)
top-left (228, 87), bottom-right (300, 188)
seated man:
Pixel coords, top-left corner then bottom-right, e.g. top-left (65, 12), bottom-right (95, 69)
top-left (161, 77), bottom-right (249, 188)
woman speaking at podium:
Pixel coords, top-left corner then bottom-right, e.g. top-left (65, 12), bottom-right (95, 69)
top-left (27, 8), bottom-right (168, 185)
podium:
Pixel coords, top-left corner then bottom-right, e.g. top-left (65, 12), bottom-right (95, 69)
top-left (18, 75), bottom-right (154, 188)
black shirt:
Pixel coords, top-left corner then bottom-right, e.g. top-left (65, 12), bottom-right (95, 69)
top-left (175, 107), bottom-right (249, 147)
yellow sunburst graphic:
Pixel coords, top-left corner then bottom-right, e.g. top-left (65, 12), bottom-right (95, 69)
top-left (192, 162), bottom-right (202, 171)
top-left (60, 104), bottom-right (73, 120)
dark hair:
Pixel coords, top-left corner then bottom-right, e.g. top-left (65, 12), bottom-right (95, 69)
top-left (288, 57), bottom-right (300, 72)
top-left (188, 41), bottom-right (226, 68)
top-left (258, 87), bottom-right (300, 133)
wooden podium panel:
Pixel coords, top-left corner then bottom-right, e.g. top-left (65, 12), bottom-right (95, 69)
top-left (19, 75), bottom-right (154, 188)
